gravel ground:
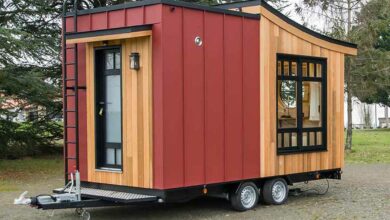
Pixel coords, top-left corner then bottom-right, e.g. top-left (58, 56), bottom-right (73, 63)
top-left (1, 164), bottom-right (389, 220)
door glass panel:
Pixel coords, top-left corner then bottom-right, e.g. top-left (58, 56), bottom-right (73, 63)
top-left (115, 52), bottom-right (121, 70)
top-left (116, 149), bottom-right (122, 165)
top-left (106, 53), bottom-right (114, 70)
top-left (303, 82), bottom-right (322, 128)
top-left (106, 148), bottom-right (115, 165)
top-left (105, 75), bottom-right (121, 143)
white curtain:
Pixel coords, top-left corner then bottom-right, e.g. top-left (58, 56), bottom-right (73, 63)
top-left (309, 82), bottom-right (320, 121)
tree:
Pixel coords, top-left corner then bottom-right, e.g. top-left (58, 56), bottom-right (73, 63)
top-left (295, 0), bottom-right (365, 151)
top-left (0, 0), bottom-right (63, 158)
top-left (351, 0), bottom-right (390, 127)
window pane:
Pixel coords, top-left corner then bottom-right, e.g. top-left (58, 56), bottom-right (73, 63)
top-left (302, 62), bottom-right (308, 77)
top-left (309, 63), bottom-right (315, 77)
top-left (115, 52), bottom-right (121, 70)
top-left (278, 80), bottom-right (297, 128)
top-left (283, 61), bottom-right (289, 76)
top-left (303, 82), bottom-right (322, 128)
top-left (278, 61), bottom-right (282, 76)
top-left (106, 53), bottom-right (114, 70)
top-left (105, 75), bottom-right (121, 142)
top-left (316, 63), bottom-right (322, 78)
top-left (316, 132), bottom-right (322, 145)
top-left (278, 132), bottom-right (298, 148)
top-left (106, 148), bottom-right (115, 165)
top-left (291, 62), bottom-right (297, 76)
top-left (309, 132), bottom-right (316, 145)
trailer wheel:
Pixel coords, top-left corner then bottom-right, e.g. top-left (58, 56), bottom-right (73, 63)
top-left (262, 178), bottom-right (288, 205)
top-left (230, 182), bottom-right (259, 211)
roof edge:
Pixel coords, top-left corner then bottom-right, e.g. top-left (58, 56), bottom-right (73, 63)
top-left (214, 0), bottom-right (357, 49)
top-left (64, 0), bottom-right (260, 20)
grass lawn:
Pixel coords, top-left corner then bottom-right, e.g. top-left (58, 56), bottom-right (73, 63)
top-left (0, 155), bottom-right (62, 192)
top-left (0, 129), bottom-right (389, 192)
top-left (345, 129), bottom-right (390, 164)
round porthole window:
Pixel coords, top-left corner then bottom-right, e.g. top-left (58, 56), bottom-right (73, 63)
top-left (194, 36), bottom-right (203, 46)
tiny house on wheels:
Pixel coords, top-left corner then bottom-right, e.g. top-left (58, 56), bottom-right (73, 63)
top-left (15, 0), bottom-right (357, 216)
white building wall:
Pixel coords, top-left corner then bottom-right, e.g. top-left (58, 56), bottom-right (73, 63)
top-left (344, 96), bottom-right (389, 128)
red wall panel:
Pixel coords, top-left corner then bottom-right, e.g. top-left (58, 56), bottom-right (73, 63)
top-left (183, 9), bottom-right (205, 186)
top-left (108, 10), bottom-right (125, 29)
top-left (242, 19), bottom-right (260, 179)
top-left (156, 5), bottom-right (260, 189)
top-left (224, 16), bottom-right (244, 181)
top-left (126, 7), bottom-right (144, 26)
top-left (91, 12), bottom-right (108, 30)
top-left (77, 15), bottom-right (91, 32)
top-left (204, 12), bottom-right (225, 184)
top-left (160, 6), bottom-right (184, 189)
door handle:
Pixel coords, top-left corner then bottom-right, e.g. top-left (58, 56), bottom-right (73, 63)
top-left (99, 107), bottom-right (104, 116)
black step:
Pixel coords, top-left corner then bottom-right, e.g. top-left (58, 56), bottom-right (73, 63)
top-left (66, 125), bottom-right (76, 128)
top-left (66, 62), bottom-right (76, 65)
top-left (65, 109), bottom-right (76, 112)
top-left (66, 141), bottom-right (76, 144)
top-left (65, 78), bottom-right (76, 81)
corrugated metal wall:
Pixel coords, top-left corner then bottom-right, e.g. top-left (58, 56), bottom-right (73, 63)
top-left (153, 5), bottom-right (260, 189)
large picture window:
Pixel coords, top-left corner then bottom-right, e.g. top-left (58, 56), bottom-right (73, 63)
top-left (277, 54), bottom-right (327, 154)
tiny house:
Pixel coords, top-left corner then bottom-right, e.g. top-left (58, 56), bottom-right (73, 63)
top-left (16, 0), bottom-right (357, 213)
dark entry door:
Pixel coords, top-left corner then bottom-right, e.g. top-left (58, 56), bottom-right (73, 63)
top-left (95, 47), bottom-right (122, 169)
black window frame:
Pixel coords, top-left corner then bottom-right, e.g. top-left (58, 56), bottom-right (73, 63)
top-left (276, 54), bottom-right (327, 155)
top-left (94, 45), bottom-right (123, 170)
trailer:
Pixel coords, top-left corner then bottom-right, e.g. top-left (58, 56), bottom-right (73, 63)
top-left (14, 0), bottom-right (357, 217)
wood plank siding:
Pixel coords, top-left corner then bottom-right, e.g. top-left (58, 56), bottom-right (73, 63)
top-left (256, 5), bottom-right (347, 177)
top-left (85, 37), bottom-right (153, 188)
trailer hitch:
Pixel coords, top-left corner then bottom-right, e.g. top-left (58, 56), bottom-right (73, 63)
top-left (14, 171), bottom-right (90, 219)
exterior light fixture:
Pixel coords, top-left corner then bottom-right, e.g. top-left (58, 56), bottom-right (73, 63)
top-left (129, 52), bottom-right (140, 70)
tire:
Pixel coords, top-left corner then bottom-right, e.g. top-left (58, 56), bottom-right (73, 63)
top-left (230, 182), bottom-right (259, 211)
top-left (262, 178), bottom-right (288, 205)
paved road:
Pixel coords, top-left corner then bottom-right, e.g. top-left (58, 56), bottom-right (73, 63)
top-left (1, 164), bottom-right (389, 220)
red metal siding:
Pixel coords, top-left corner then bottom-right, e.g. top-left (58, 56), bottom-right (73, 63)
top-left (183, 9), bottom-right (205, 186)
top-left (154, 5), bottom-right (260, 189)
top-left (242, 19), bottom-right (260, 178)
top-left (108, 10), bottom-right (125, 29)
top-left (159, 6), bottom-right (185, 189)
top-left (204, 12), bottom-right (224, 184)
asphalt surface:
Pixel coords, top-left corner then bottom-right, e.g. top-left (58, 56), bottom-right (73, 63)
top-left (1, 164), bottom-right (389, 220)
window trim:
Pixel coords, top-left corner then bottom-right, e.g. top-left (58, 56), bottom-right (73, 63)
top-left (276, 54), bottom-right (327, 155)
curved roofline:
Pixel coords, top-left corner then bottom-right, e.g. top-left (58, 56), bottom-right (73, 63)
top-left (214, 0), bottom-right (357, 49)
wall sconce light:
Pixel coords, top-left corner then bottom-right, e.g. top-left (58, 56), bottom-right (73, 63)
top-left (129, 52), bottom-right (140, 70)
